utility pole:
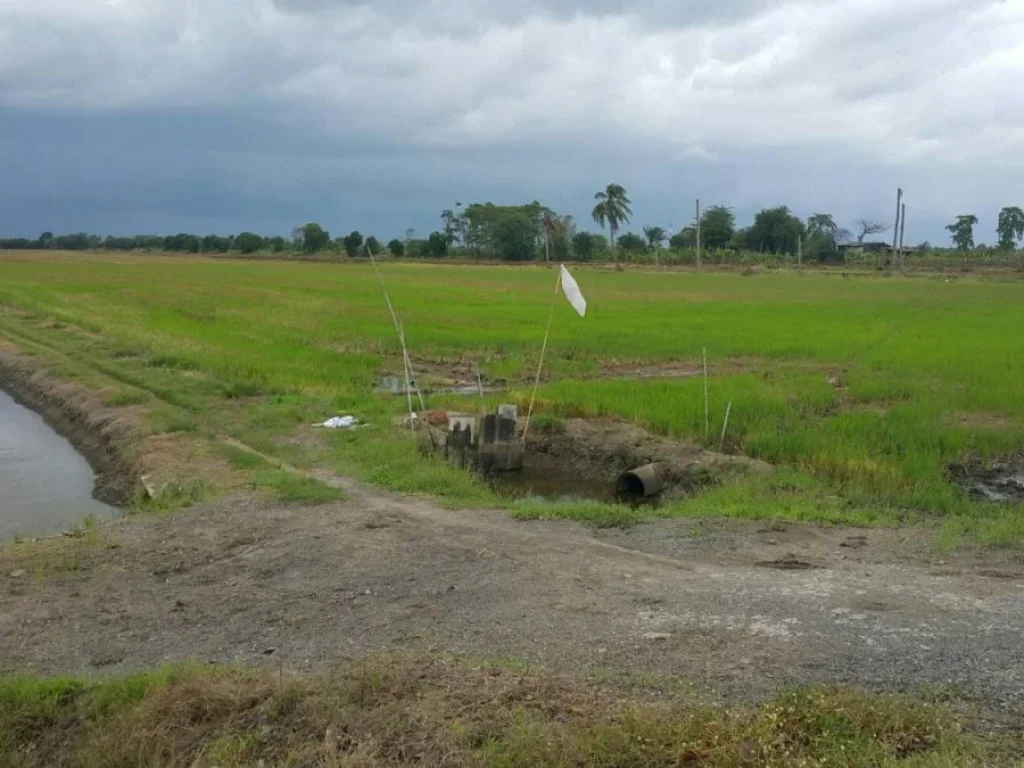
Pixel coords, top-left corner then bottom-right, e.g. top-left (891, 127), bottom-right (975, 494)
top-left (891, 188), bottom-right (903, 269)
top-left (899, 202), bottom-right (907, 273)
top-left (797, 235), bottom-right (803, 269)
top-left (695, 199), bottom-right (702, 269)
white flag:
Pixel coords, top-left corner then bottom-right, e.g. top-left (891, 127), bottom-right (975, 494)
top-left (559, 264), bottom-right (587, 317)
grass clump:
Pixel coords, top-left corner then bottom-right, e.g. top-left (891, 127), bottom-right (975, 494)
top-left (216, 443), bottom-right (271, 471)
top-left (104, 389), bottom-right (148, 407)
top-left (250, 469), bottom-right (345, 505)
top-left (511, 498), bottom-right (655, 527)
top-left (135, 480), bottom-right (207, 514)
top-left (0, 655), bottom-right (1004, 767)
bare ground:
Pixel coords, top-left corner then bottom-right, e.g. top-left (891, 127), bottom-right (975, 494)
top-left (3, 476), bottom-right (1024, 714)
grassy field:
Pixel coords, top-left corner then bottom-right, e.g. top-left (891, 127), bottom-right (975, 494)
top-left (0, 654), bottom-right (1008, 767)
top-left (1, 250), bottom-right (1023, 543)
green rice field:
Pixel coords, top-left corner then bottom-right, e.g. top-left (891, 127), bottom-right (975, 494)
top-left (1, 250), bottom-right (1022, 544)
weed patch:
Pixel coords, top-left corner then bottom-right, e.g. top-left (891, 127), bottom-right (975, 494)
top-left (0, 655), bottom-right (1005, 767)
top-left (250, 470), bottom-right (345, 505)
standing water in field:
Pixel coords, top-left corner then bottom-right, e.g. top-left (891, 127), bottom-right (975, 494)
top-left (486, 457), bottom-right (618, 503)
top-left (0, 389), bottom-right (115, 540)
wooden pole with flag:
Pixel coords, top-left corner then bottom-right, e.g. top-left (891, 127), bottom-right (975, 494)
top-left (523, 265), bottom-right (587, 442)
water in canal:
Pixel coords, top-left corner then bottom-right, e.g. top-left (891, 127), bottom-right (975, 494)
top-left (0, 389), bottom-right (115, 540)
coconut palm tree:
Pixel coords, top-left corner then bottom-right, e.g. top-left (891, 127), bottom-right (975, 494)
top-left (643, 225), bottom-right (666, 250)
top-left (592, 184), bottom-right (632, 265)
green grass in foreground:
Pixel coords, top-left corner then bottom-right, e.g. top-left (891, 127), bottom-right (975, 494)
top-left (1, 251), bottom-right (1023, 540)
top-left (249, 469), bottom-right (345, 505)
top-left (0, 656), bottom-right (1008, 767)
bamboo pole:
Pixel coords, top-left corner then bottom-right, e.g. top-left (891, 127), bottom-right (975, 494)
top-left (367, 244), bottom-right (431, 444)
top-left (398, 321), bottom-right (415, 432)
top-left (476, 363), bottom-right (486, 413)
top-left (522, 272), bottom-right (563, 443)
top-left (719, 400), bottom-right (733, 452)
top-left (703, 347), bottom-right (710, 441)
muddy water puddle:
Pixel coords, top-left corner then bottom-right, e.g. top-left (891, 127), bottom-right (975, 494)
top-left (485, 459), bottom-right (664, 509)
top-left (951, 460), bottom-right (1024, 502)
top-left (0, 389), bottom-right (115, 540)
top-left (487, 459), bottom-right (617, 503)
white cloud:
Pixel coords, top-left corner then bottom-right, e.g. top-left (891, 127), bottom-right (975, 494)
top-left (1, 0), bottom-right (1021, 166)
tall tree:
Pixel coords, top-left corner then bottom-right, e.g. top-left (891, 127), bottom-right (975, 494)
top-left (643, 226), bottom-right (666, 250)
top-left (854, 219), bottom-right (888, 244)
top-left (202, 235), bottom-right (230, 253)
top-left (425, 231), bottom-right (448, 258)
top-left (700, 206), bottom-right (735, 250)
top-left (592, 183), bottom-right (632, 263)
top-left (298, 223), bottom-right (330, 253)
top-left (617, 232), bottom-right (647, 260)
top-left (805, 214), bottom-right (841, 262)
top-left (441, 209), bottom-right (465, 247)
top-left (363, 236), bottom-right (382, 256)
top-left (546, 213), bottom-right (575, 262)
top-left (806, 213), bottom-right (837, 238)
top-left (571, 232), bottom-right (605, 262)
top-left (669, 227), bottom-right (696, 250)
top-left (342, 230), bottom-right (364, 257)
top-left (541, 209), bottom-right (559, 262)
top-left (235, 232), bottom-right (264, 254)
top-left (996, 206), bottom-right (1024, 251)
top-left (745, 207), bottom-right (805, 255)
top-left (946, 215), bottom-right (979, 251)
top-left (462, 201), bottom-right (545, 261)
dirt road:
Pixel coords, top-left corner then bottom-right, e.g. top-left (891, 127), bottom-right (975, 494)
top-left (3, 475), bottom-right (1023, 712)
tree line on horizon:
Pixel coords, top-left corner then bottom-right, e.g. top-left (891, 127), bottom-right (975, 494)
top-left (3, 186), bottom-right (1022, 263)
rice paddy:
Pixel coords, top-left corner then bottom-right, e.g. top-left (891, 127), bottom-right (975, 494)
top-left (1, 250), bottom-right (1022, 543)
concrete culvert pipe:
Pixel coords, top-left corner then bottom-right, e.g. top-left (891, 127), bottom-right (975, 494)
top-left (616, 463), bottom-right (667, 502)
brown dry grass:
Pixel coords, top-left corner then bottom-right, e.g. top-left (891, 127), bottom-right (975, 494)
top-left (1, 655), bottom-right (1010, 767)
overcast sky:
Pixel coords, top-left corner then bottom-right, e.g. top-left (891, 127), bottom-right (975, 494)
top-left (1, 0), bottom-right (1021, 243)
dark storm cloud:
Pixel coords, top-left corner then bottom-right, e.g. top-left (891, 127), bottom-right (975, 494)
top-left (0, 0), bottom-right (1021, 240)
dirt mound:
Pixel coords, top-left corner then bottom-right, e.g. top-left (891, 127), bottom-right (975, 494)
top-left (0, 346), bottom-right (140, 506)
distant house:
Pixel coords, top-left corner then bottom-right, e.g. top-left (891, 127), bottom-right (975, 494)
top-left (837, 241), bottom-right (917, 262)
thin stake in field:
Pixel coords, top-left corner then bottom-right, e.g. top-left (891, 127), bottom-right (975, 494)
top-left (523, 265), bottom-right (587, 443)
top-left (397, 321), bottom-right (415, 433)
top-left (523, 275), bottom-right (562, 443)
top-left (365, 245), bottom-right (432, 446)
top-left (476, 363), bottom-right (486, 411)
top-left (719, 399), bottom-right (733, 453)
top-left (703, 347), bottom-right (710, 441)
